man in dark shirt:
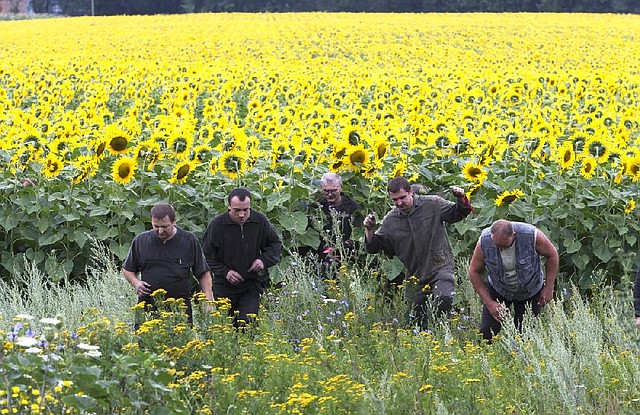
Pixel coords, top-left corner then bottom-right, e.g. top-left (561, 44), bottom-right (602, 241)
top-left (202, 188), bottom-right (282, 327)
top-left (315, 172), bottom-right (363, 274)
top-left (123, 203), bottom-right (213, 324)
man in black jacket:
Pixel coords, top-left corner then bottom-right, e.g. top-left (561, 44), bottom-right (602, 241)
top-left (202, 188), bottom-right (282, 327)
top-left (316, 172), bottom-right (363, 261)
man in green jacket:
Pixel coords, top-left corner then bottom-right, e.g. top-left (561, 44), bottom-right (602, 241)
top-left (364, 176), bottom-right (472, 329)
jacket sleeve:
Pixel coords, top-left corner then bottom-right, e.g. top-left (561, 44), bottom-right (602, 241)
top-left (439, 197), bottom-right (471, 224)
top-left (201, 220), bottom-right (229, 278)
top-left (259, 221), bottom-right (282, 268)
top-left (634, 266), bottom-right (640, 317)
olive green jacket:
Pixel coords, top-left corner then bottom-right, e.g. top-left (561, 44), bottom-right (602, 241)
top-left (366, 194), bottom-right (471, 285)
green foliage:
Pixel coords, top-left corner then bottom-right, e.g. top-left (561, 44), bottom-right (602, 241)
top-left (2, 250), bottom-right (640, 414)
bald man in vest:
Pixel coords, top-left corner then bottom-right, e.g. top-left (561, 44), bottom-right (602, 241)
top-left (468, 219), bottom-right (559, 340)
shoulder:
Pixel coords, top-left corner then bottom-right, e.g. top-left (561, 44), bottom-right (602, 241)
top-left (249, 209), bottom-right (272, 224)
top-left (133, 230), bottom-right (155, 243)
top-left (175, 227), bottom-right (198, 241)
top-left (209, 212), bottom-right (230, 226)
top-left (341, 195), bottom-right (361, 211)
top-left (415, 194), bottom-right (446, 207)
top-left (513, 222), bottom-right (536, 235)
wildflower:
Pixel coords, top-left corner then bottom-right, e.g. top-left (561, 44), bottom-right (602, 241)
top-left (419, 384), bottom-right (433, 393)
top-left (39, 317), bottom-right (62, 327)
top-left (15, 336), bottom-right (39, 348)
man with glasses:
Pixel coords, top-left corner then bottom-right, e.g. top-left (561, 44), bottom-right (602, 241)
top-left (364, 176), bottom-right (471, 330)
top-left (310, 172), bottom-right (363, 276)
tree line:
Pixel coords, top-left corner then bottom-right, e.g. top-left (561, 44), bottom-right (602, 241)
top-left (32, 0), bottom-right (640, 15)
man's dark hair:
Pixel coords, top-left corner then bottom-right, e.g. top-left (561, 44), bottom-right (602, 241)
top-left (387, 177), bottom-right (411, 193)
top-left (150, 203), bottom-right (176, 222)
top-left (228, 187), bottom-right (251, 204)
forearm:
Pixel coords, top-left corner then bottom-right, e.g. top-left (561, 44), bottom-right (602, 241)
top-left (199, 271), bottom-right (213, 300)
top-left (543, 255), bottom-right (559, 289)
top-left (123, 269), bottom-right (140, 287)
top-left (469, 271), bottom-right (494, 306)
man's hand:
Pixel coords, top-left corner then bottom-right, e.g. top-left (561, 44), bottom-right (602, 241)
top-left (635, 317), bottom-right (640, 331)
top-left (537, 285), bottom-right (554, 306)
top-left (451, 186), bottom-right (466, 199)
top-left (226, 269), bottom-right (244, 285)
top-left (249, 259), bottom-right (264, 273)
top-left (486, 299), bottom-right (507, 322)
top-left (363, 212), bottom-right (377, 230)
top-left (134, 280), bottom-right (152, 297)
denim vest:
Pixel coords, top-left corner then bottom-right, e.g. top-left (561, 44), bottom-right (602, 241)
top-left (480, 222), bottom-right (543, 301)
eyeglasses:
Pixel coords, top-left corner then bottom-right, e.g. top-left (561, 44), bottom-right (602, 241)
top-left (322, 188), bottom-right (340, 194)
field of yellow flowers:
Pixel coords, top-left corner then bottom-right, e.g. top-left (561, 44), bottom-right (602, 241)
top-left (1, 13), bottom-right (640, 284)
top-left (1, 11), bottom-right (640, 414)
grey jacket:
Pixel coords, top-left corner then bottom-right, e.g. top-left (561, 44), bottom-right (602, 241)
top-left (366, 194), bottom-right (471, 284)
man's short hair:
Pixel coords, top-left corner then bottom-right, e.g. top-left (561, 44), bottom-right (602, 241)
top-left (321, 172), bottom-right (342, 187)
top-left (490, 219), bottom-right (514, 236)
top-left (150, 203), bottom-right (176, 222)
top-left (228, 187), bottom-right (251, 203)
top-left (387, 176), bottom-right (411, 193)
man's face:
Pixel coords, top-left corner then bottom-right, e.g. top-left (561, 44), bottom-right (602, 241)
top-left (491, 233), bottom-right (516, 251)
top-left (321, 183), bottom-right (342, 204)
top-left (389, 189), bottom-right (414, 212)
top-left (152, 215), bottom-right (176, 241)
top-left (228, 196), bottom-right (251, 225)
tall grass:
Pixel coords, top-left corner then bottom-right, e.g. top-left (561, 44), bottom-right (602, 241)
top-left (2, 244), bottom-right (640, 414)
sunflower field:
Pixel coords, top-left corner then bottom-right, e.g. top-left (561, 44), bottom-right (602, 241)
top-left (1, 13), bottom-right (640, 287)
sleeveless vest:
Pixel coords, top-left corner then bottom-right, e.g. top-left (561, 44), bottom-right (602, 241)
top-left (480, 222), bottom-right (543, 301)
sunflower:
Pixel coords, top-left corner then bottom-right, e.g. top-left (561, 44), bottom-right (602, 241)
top-left (579, 156), bottom-right (597, 179)
top-left (105, 125), bottom-right (130, 155)
top-left (10, 146), bottom-right (34, 174)
top-left (556, 142), bottom-right (575, 170)
top-left (624, 199), bottom-right (636, 214)
top-left (166, 129), bottom-right (193, 159)
top-left (462, 162), bottom-right (486, 183)
top-left (495, 189), bottom-right (524, 207)
top-left (192, 144), bottom-right (213, 163)
top-left (584, 137), bottom-right (609, 163)
top-left (376, 140), bottom-right (388, 159)
top-left (623, 154), bottom-right (640, 182)
top-left (49, 137), bottom-right (71, 156)
top-left (218, 150), bottom-right (245, 180)
top-left (134, 140), bottom-right (162, 170)
top-left (42, 153), bottom-right (64, 179)
top-left (169, 159), bottom-right (197, 184)
top-left (344, 145), bottom-right (370, 171)
top-left (112, 156), bottom-right (137, 185)
top-left (93, 138), bottom-right (107, 160)
top-left (71, 155), bottom-right (98, 184)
